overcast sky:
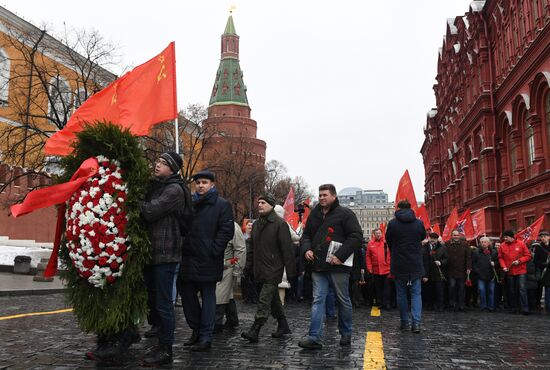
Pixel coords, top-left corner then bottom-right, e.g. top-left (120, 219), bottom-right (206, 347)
top-left (1, 0), bottom-right (474, 200)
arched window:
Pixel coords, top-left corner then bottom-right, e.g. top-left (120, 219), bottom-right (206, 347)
top-left (0, 48), bottom-right (10, 105)
top-left (48, 77), bottom-right (72, 122)
top-left (525, 113), bottom-right (535, 166)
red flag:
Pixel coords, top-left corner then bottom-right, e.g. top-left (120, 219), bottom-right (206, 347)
top-left (432, 224), bottom-right (441, 236)
top-left (380, 222), bottom-right (387, 242)
top-left (44, 42), bottom-right (178, 156)
top-left (395, 170), bottom-right (418, 211)
top-left (416, 204), bottom-right (430, 230)
top-left (456, 209), bottom-right (475, 240)
top-left (442, 207), bottom-right (459, 242)
top-left (283, 186), bottom-right (298, 230)
top-left (515, 216), bottom-right (545, 244)
top-left (471, 209), bottom-right (486, 238)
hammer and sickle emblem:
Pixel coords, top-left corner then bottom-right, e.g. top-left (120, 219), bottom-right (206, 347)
top-left (157, 55), bottom-right (167, 83)
top-left (111, 83), bottom-right (118, 105)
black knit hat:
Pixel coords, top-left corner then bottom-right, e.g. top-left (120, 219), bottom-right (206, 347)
top-left (192, 169), bottom-right (216, 182)
top-left (502, 230), bottom-right (515, 238)
top-left (539, 230), bottom-right (549, 237)
top-left (160, 152), bottom-right (182, 173)
top-left (258, 193), bottom-right (276, 207)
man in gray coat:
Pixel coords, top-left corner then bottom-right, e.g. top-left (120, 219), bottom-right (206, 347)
top-left (241, 193), bottom-right (296, 343)
top-left (214, 222), bottom-right (246, 333)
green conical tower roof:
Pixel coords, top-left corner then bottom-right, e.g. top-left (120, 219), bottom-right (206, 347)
top-left (209, 15), bottom-right (249, 107)
top-left (224, 15), bottom-right (236, 35)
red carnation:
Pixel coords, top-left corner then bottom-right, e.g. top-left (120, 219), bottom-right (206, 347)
top-left (326, 236), bottom-right (332, 242)
top-left (83, 260), bottom-right (95, 269)
top-left (110, 261), bottom-right (119, 270)
top-left (101, 161), bottom-right (110, 167)
top-left (328, 227), bottom-right (334, 234)
top-left (106, 275), bottom-right (116, 284)
top-left (81, 270), bottom-right (92, 279)
top-left (98, 257), bottom-right (109, 266)
top-left (105, 246), bottom-right (115, 255)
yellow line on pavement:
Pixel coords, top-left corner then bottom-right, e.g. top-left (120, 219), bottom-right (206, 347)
top-left (363, 331), bottom-right (386, 370)
top-left (0, 308), bottom-right (73, 321)
top-left (370, 306), bottom-right (381, 316)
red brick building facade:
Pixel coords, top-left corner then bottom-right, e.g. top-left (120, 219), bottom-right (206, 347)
top-left (421, 0), bottom-right (550, 236)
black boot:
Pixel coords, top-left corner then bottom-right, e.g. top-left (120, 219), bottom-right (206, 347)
top-left (241, 321), bottom-right (262, 343)
top-left (142, 343), bottom-right (173, 367)
top-left (271, 318), bottom-right (291, 338)
top-left (91, 338), bottom-right (127, 365)
top-left (85, 335), bottom-right (110, 361)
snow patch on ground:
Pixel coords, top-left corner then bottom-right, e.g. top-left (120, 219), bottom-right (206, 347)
top-left (0, 246), bottom-right (53, 268)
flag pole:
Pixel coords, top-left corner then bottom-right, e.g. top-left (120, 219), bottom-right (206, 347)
top-left (175, 117), bottom-right (180, 154)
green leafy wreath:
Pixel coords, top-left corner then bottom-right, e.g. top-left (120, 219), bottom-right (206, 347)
top-left (58, 122), bottom-right (150, 335)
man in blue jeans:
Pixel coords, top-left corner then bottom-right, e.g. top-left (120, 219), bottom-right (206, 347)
top-left (385, 200), bottom-right (426, 333)
top-left (298, 184), bottom-right (363, 349)
top-left (140, 152), bottom-right (189, 366)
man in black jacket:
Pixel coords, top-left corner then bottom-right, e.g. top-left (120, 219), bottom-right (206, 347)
top-left (241, 194), bottom-right (296, 343)
top-left (180, 170), bottom-right (234, 352)
top-left (140, 152), bottom-right (187, 366)
top-left (422, 232), bottom-right (448, 311)
top-left (385, 200), bottom-right (426, 333)
top-left (298, 184), bottom-right (363, 350)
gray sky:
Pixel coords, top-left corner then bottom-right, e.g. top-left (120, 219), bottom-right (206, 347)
top-left (1, 0), bottom-right (473, 200)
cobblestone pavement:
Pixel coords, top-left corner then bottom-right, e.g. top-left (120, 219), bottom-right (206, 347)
top-left (1, 294), bottom-right (550, 369)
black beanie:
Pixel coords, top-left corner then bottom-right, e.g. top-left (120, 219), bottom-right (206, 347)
top-left (502, 230), bottom-right (515, 238)
top-left (258, 193), bottom-right (276, 207)
top-left (160, 152), bottom-right (183, 174)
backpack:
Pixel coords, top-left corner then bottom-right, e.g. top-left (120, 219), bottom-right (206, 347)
top-left (176, 182), bottom-right (194, 236)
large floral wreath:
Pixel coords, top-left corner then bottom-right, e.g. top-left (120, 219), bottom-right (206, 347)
top-left (58, 122), bottom-right (150, 335)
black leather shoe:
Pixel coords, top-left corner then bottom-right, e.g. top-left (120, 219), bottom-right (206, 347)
top-left (411, 323), bottom-right (421, 333)
top-left (298, 338), bottom-right (322, 350)
top-left (190, 341), bottom-right (211, 352)
top-left (399, 322), bottom-right (410, 331)
top-left (142, 344), bottom-right (172, 366)
top-left (184, 331), bottom-right (199, 346)
top-left (339, 335), bottom-right (351, 346)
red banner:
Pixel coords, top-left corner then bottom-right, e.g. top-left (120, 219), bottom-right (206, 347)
top-left (44, 42), bottom-right (178, 156)
top-left (301, 198), bottom-right (311, 226)
top-left (456, 209), bottom-right (475, 240)
top-left (516, 216), bottom-right (545, 244)
top-left (442, 207), bottom-right (458, 242)
top-left (416, 204), bottom-right (430, 230)
top-left (431, 224), bottom-right (441, 236)
top-left (471, 209), bottom-right (486, 238)
top-left (395, 170), bottom-right (418, 211)
top-left (283, 186), bottom-right (298, 230)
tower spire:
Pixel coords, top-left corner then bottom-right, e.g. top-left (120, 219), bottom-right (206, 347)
top-left (209, 13), bottom-right (248, 107)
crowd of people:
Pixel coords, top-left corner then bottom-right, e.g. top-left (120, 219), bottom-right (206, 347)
top-left (85, 151), bottom-right (550, 367)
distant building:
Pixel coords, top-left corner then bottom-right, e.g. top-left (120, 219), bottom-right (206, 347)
top-left (339, 188), bottom-right (389, 206)
top-left (338, 187), bottom-right (394, 238)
